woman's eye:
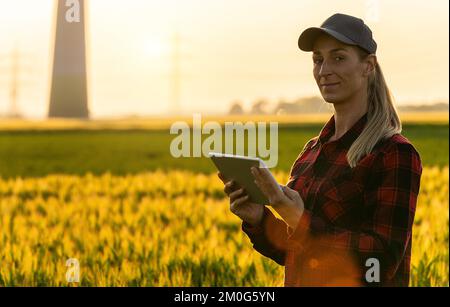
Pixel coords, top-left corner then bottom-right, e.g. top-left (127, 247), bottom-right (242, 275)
top-left (313, 57), bottom-right (343, 64)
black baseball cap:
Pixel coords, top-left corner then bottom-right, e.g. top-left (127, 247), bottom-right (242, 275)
top-left (298, 13), bottom-right (377, 54)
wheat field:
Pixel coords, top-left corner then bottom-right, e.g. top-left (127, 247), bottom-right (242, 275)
top-left (0, 167), bottom-right (447, 286)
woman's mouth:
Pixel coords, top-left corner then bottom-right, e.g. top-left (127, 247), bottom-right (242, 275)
top-left (321, 82), bottom-right (340, 89)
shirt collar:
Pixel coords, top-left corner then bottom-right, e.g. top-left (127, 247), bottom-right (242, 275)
top-left (311, 112), bottom-right (368, 149)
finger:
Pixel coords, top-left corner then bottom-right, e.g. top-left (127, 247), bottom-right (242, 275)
top-left (225, 181), bottom-right (242, 195)
top-left (224, 180), bottom-right (236, 195)
top-left (254, 177), bottom-right (277, 203)
top-left (257, 170), bottom-right (280, 195)
top-left (254, 178), bottom-right (261, 190)
top-left (259, 167), bottom-right (277, 185)
top-left (252, 170), bottom-right (264, 189)
top-left (230, 195), bottom-right (249, 212)
top-left (252, 167), bottom-right (270, 194)
top-left (229, 188), bottom-right (246, 202)
top-left (251, 167), bottom-right (262, 181)
top-left (253, 171), bottom-right (270, 194)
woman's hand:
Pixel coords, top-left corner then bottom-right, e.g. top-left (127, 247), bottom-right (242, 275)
top-left (251, 167), bottom-right (305, 229)
top-left (218, 172), bottom-right (265, 227)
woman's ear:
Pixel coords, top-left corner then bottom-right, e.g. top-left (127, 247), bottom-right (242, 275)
top-left (363, 54), bottom-right (377, 76)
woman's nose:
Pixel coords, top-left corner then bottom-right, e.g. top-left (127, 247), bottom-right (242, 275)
top-left (318, 60), bottom-right (333, 77)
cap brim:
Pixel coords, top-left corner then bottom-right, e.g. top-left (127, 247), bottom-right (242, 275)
top-left (298, 27), bottom-right (357, 51)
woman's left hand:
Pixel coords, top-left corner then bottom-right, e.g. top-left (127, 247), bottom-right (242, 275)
top-left (251, 167), bottom-right (305, 228)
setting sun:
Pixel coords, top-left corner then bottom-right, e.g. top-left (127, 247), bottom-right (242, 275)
top-left (142, 37), bottom-right (170, 58)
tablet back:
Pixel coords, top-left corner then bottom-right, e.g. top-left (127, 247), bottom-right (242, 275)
top-left (210, 154), bottom-right (269, 205)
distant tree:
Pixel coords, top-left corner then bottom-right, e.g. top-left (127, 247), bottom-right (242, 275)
top-left (397, 102), bottom-right (449, 112)
top-left (274, 98), bottom-right (301, 114)
top-left (228, 101), bottom-right (245, 115)
top-left (273, 96), bottom-right (332, 114)
top-left (250, 99), bottom-right (269, 115)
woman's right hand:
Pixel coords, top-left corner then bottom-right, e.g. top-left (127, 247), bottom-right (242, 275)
top-left (218, 172), bottom-right (265, 227)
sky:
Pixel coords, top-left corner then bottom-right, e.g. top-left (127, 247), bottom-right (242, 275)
top-left (0, 0), bottom-right (448, 118)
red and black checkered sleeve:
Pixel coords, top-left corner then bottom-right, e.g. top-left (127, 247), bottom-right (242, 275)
top-left (287, 142), bottom-right (423, 284)
top-left (241, 206), bottom-right (289, 265)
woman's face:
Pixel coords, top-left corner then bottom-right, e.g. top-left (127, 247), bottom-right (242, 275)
top-left (312, 34), bottom-right (370, 104)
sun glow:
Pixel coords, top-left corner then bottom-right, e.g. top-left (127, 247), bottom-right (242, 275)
top-left (142, 37), bottom-right (170, 58)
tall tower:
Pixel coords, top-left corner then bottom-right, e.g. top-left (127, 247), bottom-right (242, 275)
top-left (49, 0), bottom-right (89, 118)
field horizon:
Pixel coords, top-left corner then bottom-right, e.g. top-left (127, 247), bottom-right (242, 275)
top-left (0, 112), bottom-right (448, 131)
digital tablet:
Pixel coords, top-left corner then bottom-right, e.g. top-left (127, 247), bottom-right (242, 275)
top-left (209, 152), bottom-right (277, 205)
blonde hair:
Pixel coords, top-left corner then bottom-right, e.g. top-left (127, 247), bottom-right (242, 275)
top-left (346, 48), bottom-right (402, 168)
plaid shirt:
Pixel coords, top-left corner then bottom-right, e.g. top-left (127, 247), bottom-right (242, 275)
top-left (242, 112), bottom-right (422, 286)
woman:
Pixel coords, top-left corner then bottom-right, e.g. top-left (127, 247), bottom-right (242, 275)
top-left (218, 13), bottom-right (422, 286)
